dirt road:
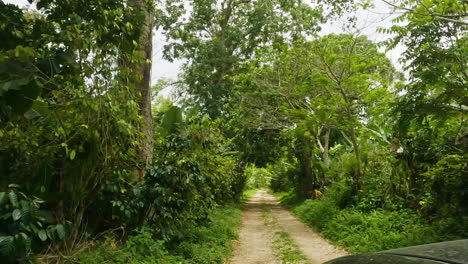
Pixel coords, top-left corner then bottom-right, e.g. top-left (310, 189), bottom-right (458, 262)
top-left (229, 190), bottom-right (347, 264)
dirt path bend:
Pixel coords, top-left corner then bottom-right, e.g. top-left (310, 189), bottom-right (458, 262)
top-left (229, 190), bottom-right (348, 264)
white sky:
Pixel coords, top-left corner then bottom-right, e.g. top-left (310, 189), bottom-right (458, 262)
top-left (5, 0), bottom-right (405, 90)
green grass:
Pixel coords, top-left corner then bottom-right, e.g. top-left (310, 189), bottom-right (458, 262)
top-left (272, 231), bottom-right (311, 264)
top-left (262, 204), bottom-right (310, 263)
top-left (71, 204), bottom-right (243, 264)
top-left (241, 189), bottom-right (259, 201)
top-left (276, 191), bottom-right (468, 254)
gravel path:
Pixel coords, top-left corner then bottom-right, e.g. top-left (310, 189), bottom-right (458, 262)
top-left (228, 190), bottom-right (348, 264)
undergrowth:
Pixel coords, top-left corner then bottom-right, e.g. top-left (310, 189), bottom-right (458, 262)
top-left (277, 183), bottom-right (468, 254)
top-left (71, 204), bottom-right (242, 264)
top-left (242, 189), bottom-right (259, 201)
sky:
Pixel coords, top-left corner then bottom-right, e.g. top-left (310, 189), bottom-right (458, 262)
top-left (4, 0), bottom-right (405, 90)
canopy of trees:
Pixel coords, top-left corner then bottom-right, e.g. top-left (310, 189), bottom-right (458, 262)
top-left (0, 0), bottom-right (466, 262)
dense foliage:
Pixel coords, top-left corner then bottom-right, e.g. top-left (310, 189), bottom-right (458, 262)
top-left (75, 204), bottom-right (242, 264)
top-left (0, 0), bottom-right (466, 262)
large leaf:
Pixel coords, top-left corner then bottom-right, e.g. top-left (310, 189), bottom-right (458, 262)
top-left (3, 78), bottom-right (42, 115)
top-left (0, 78), bottom-right (29, 96)
top-left (38, 230), bottom-right (47, 242)
top-left (55, 224), bottom-right (66, 240)
top-left (20, 200), bottom-right (30, 221)
top-left (8, 191), bottom-right (18, 208)
top-left (25, 100), bottom-right (50, 120)
top-left (0, 192), bottom-right (6, 206)
top-left (36, 210), bottom-right (55, 224)
top-left (160, 106), bottom-right (183, 136)
top-left (56, 51), bottom-right (76, 65)
top-left (12, 209), bottom-right (22, 221)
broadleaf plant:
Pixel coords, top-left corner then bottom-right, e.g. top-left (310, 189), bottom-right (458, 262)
top-left (0, 184), bottom-right (69, 263)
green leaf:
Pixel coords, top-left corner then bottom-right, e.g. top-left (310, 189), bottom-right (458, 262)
top-left (38, 230), bottom-right (47, 241)
top-left (56, 224), bottom-right (66, 240)
top-left (3, 78), bottom-right (42, 115)
top-left (0, 78), bottom-right (28, 96)
top-left (8, 191), bottom-right (19, 208)
top-left (0, 192), bottom-right (6, 206)
top-left (56, 51), bottom-right (75, 64)
top-left (12, 209), bottom-right (22, 221)
top-left (70, 150), bottom-right (76, 160)
top-left (36, 210), bottom-right (55, 223)
top-left (160, 106), bottom-right (183, 136)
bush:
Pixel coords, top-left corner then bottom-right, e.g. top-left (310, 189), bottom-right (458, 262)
top-left (73, 204), bottom-right (242, 264)
top-left (171, 206), bottom-right (241, 263)
top-left (294, 199), bottom-right (339, 230)
top-left (277, 188), bottom-right (303, 206)
top-left (244, 165), bottom-right (271, 190)
top-left (287, 179), bottom-right (468, 254)
top-left (0, 184), bottom-right (68, 263)
top-left (323, 181), bottom-right (354, 209)
top-left (293, 197), bottom-right (467, 254)
top-left (268, 160), bottom-right (298, 192)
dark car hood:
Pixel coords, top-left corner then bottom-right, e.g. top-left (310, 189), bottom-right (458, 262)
top-left (381, 239), bottom-right (468, 264)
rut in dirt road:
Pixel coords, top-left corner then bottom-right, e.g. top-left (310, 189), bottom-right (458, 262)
top-left (229, 190), bottom-right (348, 264)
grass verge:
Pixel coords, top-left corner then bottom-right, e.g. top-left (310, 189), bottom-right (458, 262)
top-left (70, 204), bottom-right (243, 264)
top-left (275, 190), bottom-right (467, 254)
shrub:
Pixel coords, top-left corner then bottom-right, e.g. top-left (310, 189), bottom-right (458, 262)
top-left (294, 199), bottom-right (339, 230)
top-left (0, 184), bottom-right (67, 263)
top-left (323, 181), bottom-right (354, 209)
top-left (290, 181), bottom-right (467, 254)
top-left (278, 188), bottom-right (304, 206)
top-left (73, 204), bottom-right (242, 264)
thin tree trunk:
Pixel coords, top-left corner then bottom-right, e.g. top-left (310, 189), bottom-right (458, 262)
top-left (318, 127), bottom-right (331, 168)
top-left (349, 127), bottom-right (362, 190)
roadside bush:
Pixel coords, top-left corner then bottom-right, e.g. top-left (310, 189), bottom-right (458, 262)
top-left (286, 178), bottom-right (467, 254)
top-left (293, 199), bottom-right (467, 254)
top-left (294, 199), bottom-right (339, 230)
top-left (171, 205), bottom-right (241, 263)
top-left (323, 209), bottom-right (425, 252)
top-left (278, 188), bottom-right (304, 206)
top-left (73, 204), bottom-right (242, 264)
top-left (269, 160), bottom-right (298, 192)
top-left (323, 181), bottom-right (354, 209)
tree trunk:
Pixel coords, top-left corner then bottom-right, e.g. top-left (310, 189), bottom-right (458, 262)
top-left (128, 0), bottom-right (154, 178)
top-left (317, 127), bottom-right (331, 168)
top-left (349, 127), bottom-right (362, 191)
top-left (297, 135), bottom-right (317, 199)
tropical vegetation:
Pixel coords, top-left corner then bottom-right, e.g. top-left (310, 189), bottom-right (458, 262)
top-left (0, 0), bottom-right (466, 263)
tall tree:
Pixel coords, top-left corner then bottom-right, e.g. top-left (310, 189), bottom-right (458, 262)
top-left (127, 0), bottom-right (155, 174)
top-left (381, 0), bottom-right (467, 205)
top-left (160, 0), bottom-right (341, 118)
top-left (237, 34), bottom-right (399, 193)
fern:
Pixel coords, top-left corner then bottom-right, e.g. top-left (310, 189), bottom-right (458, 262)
top-left (0, 236), bottom-right (14, 256)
